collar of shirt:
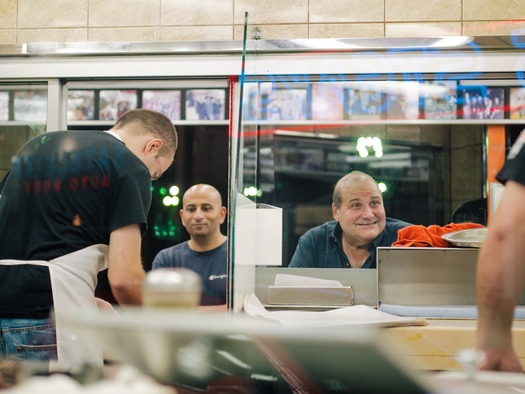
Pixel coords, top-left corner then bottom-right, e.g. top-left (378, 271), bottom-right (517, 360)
top-left (104, 130), bottom-right (124, 142)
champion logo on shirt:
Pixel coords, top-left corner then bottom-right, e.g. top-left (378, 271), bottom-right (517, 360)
top-left (209, 274), bottom-right (227, 280)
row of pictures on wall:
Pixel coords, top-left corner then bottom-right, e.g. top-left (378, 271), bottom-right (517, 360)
top-left (0, 89), bottom-right (227, 122)
top-left (69, 89), bottom-right (227, 122)
top-left (243, 82), bottom-right (525, 121)
top-left (2, 83), bottom-right (525, 123)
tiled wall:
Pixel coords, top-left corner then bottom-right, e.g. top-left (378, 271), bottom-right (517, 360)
top-left (1, 0), bottom-right (525, 44)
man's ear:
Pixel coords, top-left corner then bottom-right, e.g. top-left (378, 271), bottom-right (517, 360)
top-left (179, 209), bottom-right (187, 229)
top-left (219, 207), bottom-right (227, 224)
top-left (145, 138), bottom-right (163, 155)
top-left (332, 203), bottom-right (339, 221)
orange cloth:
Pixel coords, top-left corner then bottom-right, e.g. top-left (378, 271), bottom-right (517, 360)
top-left (392, 222), bottom-right (485, 247)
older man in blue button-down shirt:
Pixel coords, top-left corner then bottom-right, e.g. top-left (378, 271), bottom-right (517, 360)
top-left (289, 171), bottom-right (411, 269)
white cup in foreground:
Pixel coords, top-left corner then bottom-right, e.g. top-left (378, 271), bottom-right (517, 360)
top-left (143, 268), bottom-right (202, 310)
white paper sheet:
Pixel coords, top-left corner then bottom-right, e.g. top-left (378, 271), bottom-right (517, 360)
top-left (243, 293), bottom-right (426, 328)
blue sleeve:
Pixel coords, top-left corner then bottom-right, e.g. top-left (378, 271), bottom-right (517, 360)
top-left (289, 235), bottom-right (316, 268)
top-left (152, 249), bottom-right (171, 269)
top-left (380, 218), bottom-right (412, 246)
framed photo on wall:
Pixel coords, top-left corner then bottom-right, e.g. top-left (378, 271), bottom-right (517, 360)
top-left (67, 90), bottom-right (95, 121)
top-left (344, 82), bottom-right (383, 120)
top-left (311, 83), bottom-right (344, 120)
top-left (14, 90), bottom-right (47, 122)
top-left (185, 89), bottom-right (226, 121)
top-left (143, 90), bottom-right (181, 121)
top-left (458, 85), bottom-right (504, 120)
top-left (99, 90), bottom-right (137, 121)
top-left (262, 87), bottom-right (309, 121)
top-left (510, 87), bottom-right (525, 119)
top-left (243, 83), bottom-right (258, 121)
top-left (242, 82), bottom-right (273, 121)
top-left (423, 81), bottom-right (457, 120)
top-left (385, 82), bottom-right (420, 120)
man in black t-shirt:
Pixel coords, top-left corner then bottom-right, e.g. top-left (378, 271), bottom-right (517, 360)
top-left (0, 109), bottom-right (177, 369)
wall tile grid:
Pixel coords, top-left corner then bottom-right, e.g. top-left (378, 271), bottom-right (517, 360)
top-left (0, 0), bottom-right (524, 44)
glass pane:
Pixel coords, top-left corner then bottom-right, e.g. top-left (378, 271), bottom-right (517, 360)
top-left (231, 74), bottom-right (492, 312)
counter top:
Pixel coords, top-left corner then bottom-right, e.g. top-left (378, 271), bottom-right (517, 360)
top-left (382, 319), bottom-right (525, 370)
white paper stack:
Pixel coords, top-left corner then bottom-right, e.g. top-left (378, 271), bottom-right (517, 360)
top-left (267, 273), bottom-right (353, 306)
top-left (244, 292), bottom-right (426, 328)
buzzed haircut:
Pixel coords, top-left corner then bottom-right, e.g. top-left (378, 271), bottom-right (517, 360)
top-left (113, 108), bottom-right (178, 156)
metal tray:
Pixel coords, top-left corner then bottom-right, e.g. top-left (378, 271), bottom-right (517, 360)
top-left (442, 228), bottom-right (488, 248)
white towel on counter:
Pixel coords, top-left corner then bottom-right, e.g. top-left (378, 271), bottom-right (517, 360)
top-left (243, 293), bottom-right (426, 328)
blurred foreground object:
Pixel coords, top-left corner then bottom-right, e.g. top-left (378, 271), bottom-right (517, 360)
top-left (143, 268), bottom-right (202, 309)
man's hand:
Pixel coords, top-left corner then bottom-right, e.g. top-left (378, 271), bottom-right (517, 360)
top-left (95, 297), bottom-right (119, 317)
top-left (479, 348), bottom-right (523, 372)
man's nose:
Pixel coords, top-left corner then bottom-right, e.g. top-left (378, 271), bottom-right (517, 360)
top-left (194, 209), bottom-right (204, 219)
top-left (362, 205), bottom-right (375, 218)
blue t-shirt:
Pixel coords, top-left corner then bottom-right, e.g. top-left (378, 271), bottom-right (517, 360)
top-left (289, 218), bottom-right (411, 268)
top-left (152, 241), bottom-right (227, 305)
